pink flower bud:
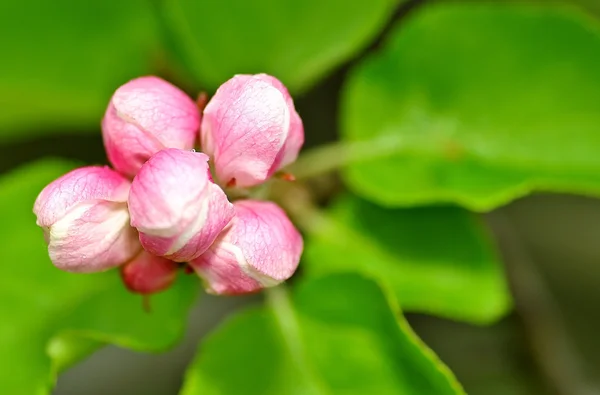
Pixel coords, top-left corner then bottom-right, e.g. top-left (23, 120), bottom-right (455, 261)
top-left (121, 250), bottom-right (179, 294)
top-left (201, 74), bottom-right (304, 188)
top-left (128, 148), bottom-right (234, 262)
top-left (190, 200), bottom-right (303, 295)
top-left (33, 166), bottom-right (140, 273)
top-left (102, 76), bottom-right (200, 178)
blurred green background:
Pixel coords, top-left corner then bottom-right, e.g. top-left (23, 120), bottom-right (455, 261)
top-left (2, 0), bottom-right (600, 394)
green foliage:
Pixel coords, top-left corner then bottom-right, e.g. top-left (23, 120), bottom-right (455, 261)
top-left (342, 3), bottom-right (600, 211)
top-left (181, 274), bottom-right (464, 395)
top-left (490, 0), bottom-right (600, 15)
top-left (5, 1), bottom-right (600, 393)
top-left (0, 160), bottom-right (198, 394)
top-left (158, 0), bottom-right (402, 93)
top-left (303, 195), bottom-right (510, 323)
top-left (0, 0), bottom-right (158, 140)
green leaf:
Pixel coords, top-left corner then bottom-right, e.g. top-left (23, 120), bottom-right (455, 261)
top-left (158, 0), bottom-right (402, 93)
top-left (0, 0), bottom-right (158, 140)
top-left (47, 334), bottom-right (102, 375)
top-left (342, 3), bottom-right (600, 211)
top-left (492, 0), bottom-right (600, 16)
top-left (302, 195), bottom-right (510, 324)
top-left (575, 0), bottom-right (600, 14)
top-left (0, 160), bottom-right (198, 394)
top-left (181, 274), bottom-right (464, 395)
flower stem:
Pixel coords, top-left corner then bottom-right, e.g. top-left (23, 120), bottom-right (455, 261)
top-left (286, 135), bottom-right (404, 180)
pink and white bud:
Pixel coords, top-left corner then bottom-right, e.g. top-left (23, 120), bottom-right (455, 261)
top-left (128, 148), bottom-right (234, 262)
top-left (102, 76), bottom-right (200, 178)
top-left (201, 74), bottom-right (304, 188)
top-left (121, 250), bottom-right (179, 294)
top-left (190, 200), bottom-right (303, 295)
top-left (33, 166), bottom-right (140, 273)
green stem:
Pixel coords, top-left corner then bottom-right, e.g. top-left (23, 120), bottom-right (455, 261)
top-left (265, 285), bottom-right (327, 395)
top-left (286, 135), bottom-right (404, 180)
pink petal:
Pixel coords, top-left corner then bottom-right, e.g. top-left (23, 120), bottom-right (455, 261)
top-left (102, 76), bottom-right (200, 177)
top-left (129, 148), bottom-right (234, 262)
top-left (121, 250), bottom-right (179, 294)
top-left (191, 200), bottom-right (303, 294)
top-left (34, 166), bottom-right (130, 227)
top-left (46, 200), bottom-right (141, 273)
top-left (33, 166), bottom-right (140, 272)
top-left (201, 74), bottom-right (304, 187)
top-left (192, 246), bottom-right (263, 295)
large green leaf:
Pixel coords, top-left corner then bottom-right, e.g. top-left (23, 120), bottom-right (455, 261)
top-left (342, 3), bottom-right (600, 211)
top-left (0, 160), bottom-right (198, 394)
top-left (574, 0), bottom-right (600, 14)
top-left (158, 0), bottom-right (401, 93)
top-left (303, 195), bottom-right (510, 324)
top-left (181, 274), bottom-right (464, 395)
top-left (491, 0), bottom-right (600, 16)
top-left (0, 0), bottom-right (158, 140)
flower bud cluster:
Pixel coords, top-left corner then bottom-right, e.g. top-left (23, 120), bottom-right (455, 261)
top-left (34, 74), bottom-right (304, 296)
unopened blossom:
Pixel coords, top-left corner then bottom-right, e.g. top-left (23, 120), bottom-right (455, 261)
top-left (34, 73), bottom-right (306, 299)
top-left (102, 76), bottom-right (200, 178)
top-left (201, 74), bottom-right (304, 188)
top-left (33, 166), bottom-right (140, 273)
top-left (121, 250), bottom-right (179, 294)
top-left (191, 200), bottom-right (303, 295)
top-left (128, 148), bottom-right (235, 262)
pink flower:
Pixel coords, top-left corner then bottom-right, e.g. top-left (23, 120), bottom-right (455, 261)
top-left (121, 250), bottom-right (179, 294)
top-left (190, 200), bottom-right (303, 295)
top-left (33, 166), bottom-right (140, 273)
top-left (201, 74), bottom-right (304, 188)
top-left (102, 76), bottom-right (200, 178)
top-left (34, 74), bottom-right (306, 298)
top-left (128, 148), bottom-right (235, 262)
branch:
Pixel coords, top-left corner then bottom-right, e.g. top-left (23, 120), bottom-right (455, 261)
top-left (486, 212), bottom-right (597, 395)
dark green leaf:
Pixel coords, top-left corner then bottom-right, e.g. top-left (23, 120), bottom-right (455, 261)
top-left (181, 274), bottom-right (464, 395)
top-left (0, 160), bottom-right (198, 394)
top-left (303, 195), bottom-right (510, 323)
top-left (0, 0), bottom-right (158, 140)
top-left (488, 0), bottom-right (600, 16)
top-left (158, 0), bottom-right (402, 93)
top-left (342, 3), bottom-right (600, 211)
